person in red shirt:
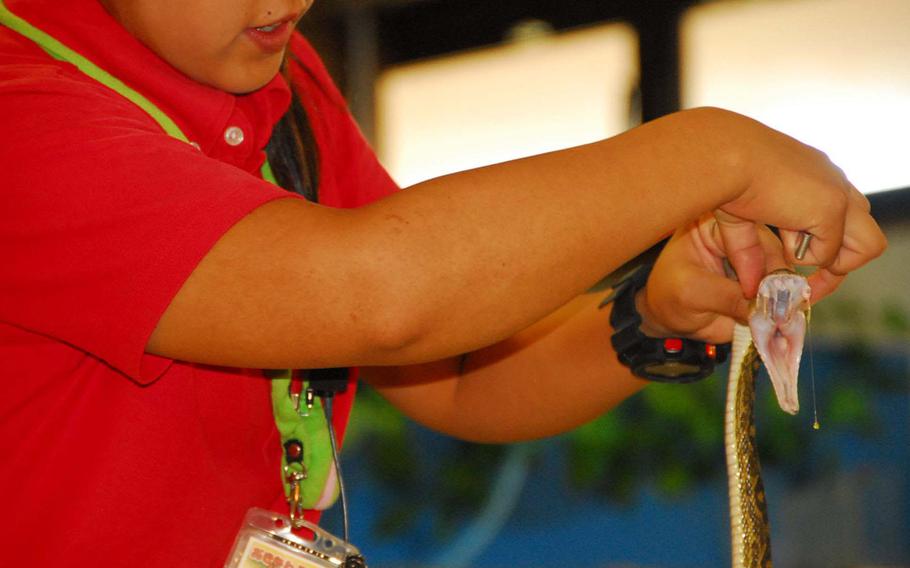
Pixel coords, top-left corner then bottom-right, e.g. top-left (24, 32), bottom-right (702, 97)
top-left (0, 0), bottom-right (886, 566)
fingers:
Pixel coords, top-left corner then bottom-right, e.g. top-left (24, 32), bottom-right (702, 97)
top-left (806, 268), bottom-right (846, 303)
top-left (725, 189), bottom-right (882, 296)
top-left (647, 196), bottom-right (874, 343)
top-left (777, 197), bottom-right (846, 268)
top-left (715, 115), bottom-right (885, 283)
top-left (779, 192), bottom-right (884, 279)
top-left (737, 221), bottom-right (852, 304)
top-left (642, 261), bottom-right (747, 342)
top-left (777, 175), bottom-right (882, 303)
top-left (695, 213), bottom-right (725, 260)
top-left (756, 224), bottom-right (789, 273)
top-left (701, 212), bottom-right (791, 300)
top-left (713, 210), bottom-right (765, 297)
top-left (845, 180), bottom-right (872, 213)
top-left (825, 189), bottom-right (887, 275)
top-left (713, 214), bottom-right (793, 295)
top-left (682, 270), bottom-right (751, 323)
top-left (826, 223), bottom-right (885, 279)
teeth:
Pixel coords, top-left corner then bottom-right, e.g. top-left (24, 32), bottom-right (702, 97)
top-left (749, 272), bottom-right (811, 416)
top-left (256, 23), bottom-right (280, 32)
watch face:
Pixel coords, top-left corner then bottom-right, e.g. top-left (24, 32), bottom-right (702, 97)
top-left (643, 361), bottom-right (702, 378)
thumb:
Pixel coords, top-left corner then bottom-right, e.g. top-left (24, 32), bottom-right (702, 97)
top-left (714, 210), bottom-right (766, 298)
top-left (683, 270), bottom-right (751, 324)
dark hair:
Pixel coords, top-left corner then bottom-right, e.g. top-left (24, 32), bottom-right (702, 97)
top-left (265, 55), bottom-right (320, 202)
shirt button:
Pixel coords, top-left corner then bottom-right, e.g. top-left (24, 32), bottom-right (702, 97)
top-left (224, 126), bottom-right (245, 146)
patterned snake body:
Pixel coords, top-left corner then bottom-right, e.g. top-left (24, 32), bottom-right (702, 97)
top-left (726, 324), bottom-right (772, 567)
top-left (725, 272), bottom-right (811, 568)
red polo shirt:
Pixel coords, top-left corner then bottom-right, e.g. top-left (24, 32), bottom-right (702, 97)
top-left (0, 0), bottom-right (398, 565)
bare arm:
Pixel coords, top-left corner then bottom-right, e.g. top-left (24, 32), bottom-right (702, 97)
top-left (360, 217), bottom-right (801, 443)
top-left (147, 108), bottom-right (884, 369)
top-left (362, 293), bottom-right (647, 443)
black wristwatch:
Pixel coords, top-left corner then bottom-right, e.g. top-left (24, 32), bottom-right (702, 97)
top-left (601, 264), bottom-right (730, 383)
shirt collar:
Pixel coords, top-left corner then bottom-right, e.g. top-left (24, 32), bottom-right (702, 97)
top-left (6, 0), bottom-right (292, 157)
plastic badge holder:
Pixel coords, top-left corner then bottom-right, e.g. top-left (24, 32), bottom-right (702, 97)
top-left (225, 508), bottom-right (361, 568)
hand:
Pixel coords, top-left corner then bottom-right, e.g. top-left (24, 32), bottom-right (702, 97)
top-left (635, 214), bottom-right (790, 345)
top-left (701, 108), bottom-right (887, 300)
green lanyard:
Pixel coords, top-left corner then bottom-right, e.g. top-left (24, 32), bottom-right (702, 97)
top-left (0, 1), bottom-right (338, 520)
top-left (0, 0), bottom-right (275, 181)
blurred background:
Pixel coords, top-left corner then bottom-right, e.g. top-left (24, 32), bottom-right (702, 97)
top-left (299, 0), bottom-right (910, 566)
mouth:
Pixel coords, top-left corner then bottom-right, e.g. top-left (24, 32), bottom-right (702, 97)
top-left (254, 22), bottom-right (284, 32)
top-left (748, 272), bottom-right (811, 415)
top-left (245, 13), bottom-right (300, 53)
top-left (252, 12), bottom-right (298, 32)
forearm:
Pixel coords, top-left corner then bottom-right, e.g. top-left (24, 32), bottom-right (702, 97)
top-left (150, 108), bottom-right (752, 369)
top-left (342, 108), bottom-right (744, 362)
top-left (363, 294), bottom-right (647, 443)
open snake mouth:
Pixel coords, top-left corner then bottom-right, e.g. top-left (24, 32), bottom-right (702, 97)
top-left (748, 272), bottom-right (811, 415)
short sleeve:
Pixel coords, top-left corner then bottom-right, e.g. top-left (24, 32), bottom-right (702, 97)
top-left (0, 67), bottom-right (294, 383)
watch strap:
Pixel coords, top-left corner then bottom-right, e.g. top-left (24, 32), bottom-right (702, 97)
top-left (602, 264), bottom-right (729, 382)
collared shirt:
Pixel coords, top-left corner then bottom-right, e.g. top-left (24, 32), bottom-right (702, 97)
top-left (0, 0), bottom-right (398, 565)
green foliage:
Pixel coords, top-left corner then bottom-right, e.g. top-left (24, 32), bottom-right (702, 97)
top-left (881, 300), bottom-right (910, 336)
top-left (346, 387), bottom-right (507, 539)
top-left (825, 385), bottom-right (875, 433)
top-left (347, 298), bottom-right (909, 540)
top-left (567, 376), bottom-right (728, 502)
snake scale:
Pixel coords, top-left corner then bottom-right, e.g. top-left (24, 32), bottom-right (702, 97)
top-left (724, 272), bottom-right (811, 568)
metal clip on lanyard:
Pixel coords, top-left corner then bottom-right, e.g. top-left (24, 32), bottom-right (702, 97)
top-left (272, 370), bottom-right (344, 528)
top-left (0, 0), bottom-right (343, 527)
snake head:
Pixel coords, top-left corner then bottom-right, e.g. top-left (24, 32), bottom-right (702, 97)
top-left (748, 271), bottom-right (811, 415)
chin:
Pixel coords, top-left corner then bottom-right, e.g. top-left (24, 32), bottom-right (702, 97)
top-left (205, 60), bottom-right (283, 94)
top-left (222, 72), bottom-right (279, 94)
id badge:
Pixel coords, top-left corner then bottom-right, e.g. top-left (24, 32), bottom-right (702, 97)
top-left (225, 508), bottom-right (362, 568)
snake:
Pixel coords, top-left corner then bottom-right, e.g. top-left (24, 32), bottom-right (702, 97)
top-left (724, 271), bottom-right (811, 567)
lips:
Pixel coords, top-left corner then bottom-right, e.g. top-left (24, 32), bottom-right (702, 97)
top-left (245, 14), bottom-right (299, 53)
top-left (255, 22), bottom-right (283, 32)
